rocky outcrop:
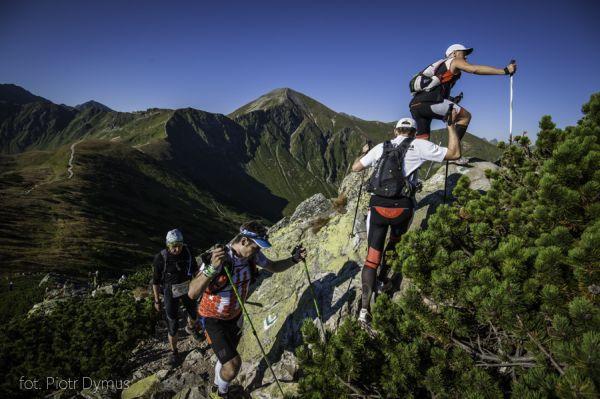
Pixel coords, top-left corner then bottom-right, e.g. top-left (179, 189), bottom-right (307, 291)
top-left (29, 273), bottom-right (91, 316)
top-left (289, 193), bottom-right (332, 222)
top-left (235, 159), bottom-right (499, 395)
top-left (92, 284), bottom-right (116, 297)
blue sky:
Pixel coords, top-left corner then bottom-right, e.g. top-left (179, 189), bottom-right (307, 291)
top-left (1, 0), bottom-right (599, 140)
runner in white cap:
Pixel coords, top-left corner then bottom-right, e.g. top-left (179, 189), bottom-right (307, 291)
top-left (350, 117), bottom-right (461, 330)
top-left (409, 44), bottom-right (517, 148)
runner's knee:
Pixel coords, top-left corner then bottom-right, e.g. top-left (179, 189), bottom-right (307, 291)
top-left (364, 247), bottom-right (382, 269)
top-left (222, 356), bottom-right (241, 381)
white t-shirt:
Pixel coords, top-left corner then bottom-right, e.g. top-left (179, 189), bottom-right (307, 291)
top-left (359, 136), bottom-right (447, 177)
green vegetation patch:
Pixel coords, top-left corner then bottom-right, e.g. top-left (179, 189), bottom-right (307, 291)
top-left (297, 94), bottom-right (600, 397)
top-left (0, 273), bottom-right (157, 398)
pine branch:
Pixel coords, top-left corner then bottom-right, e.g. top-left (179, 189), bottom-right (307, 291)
top-left (517, 315), bottom-right (565, 376)
top-left (476, 362), bottom-right (536, 368)
top-left (452, 337), bottom-right (535, 364)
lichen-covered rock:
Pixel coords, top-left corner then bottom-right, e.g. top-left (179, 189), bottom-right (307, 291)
top-left (172, 386), bottom-right (207, 399)
top-left (27, 298), bottom-right (69, 317)
top-left (235, 160), bottom-right (498, 396)
top-left (92, 284), bottom-right (116, 297)
top-left (289, 193), bottom-right (333, 222)
top-left (121, 374), bottom-right (160, 399)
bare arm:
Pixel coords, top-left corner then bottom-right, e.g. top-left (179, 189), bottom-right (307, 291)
top-left (444, 124), bottom-right (461, 160)
top-left (188, 273), bottom-right (212, 300)
top-left (260, 246), bottom-right (307, 273)
top-left (152, 284), bottom-right (161, 302)
top-left (261, 257), bottom-right (298, 273)
top-left (188, 246), bottom-right (226, 300)
top-left (351, 143), bottom-right (371, 172)
top-left (453, 58), bottom-right (516, 76)
top-left (352, 158), bottom-right (365, 172)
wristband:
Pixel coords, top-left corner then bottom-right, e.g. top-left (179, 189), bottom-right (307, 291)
top-left (503, 67), bottom-right (510, 75)
top-left (202, 264), bottom-right (219, 278)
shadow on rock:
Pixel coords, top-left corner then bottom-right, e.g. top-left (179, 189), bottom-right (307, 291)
top-left (247, 260), bottom-right (360, 392)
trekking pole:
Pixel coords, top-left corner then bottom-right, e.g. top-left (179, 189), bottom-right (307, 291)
top-left (222, 265), bottom-right (285, 397)
top-left (350, 139), bottom-right (372, 237)
top-left (442, 103), bottom-right (455, 204)
top-left (294, 245), bottom-right (326, 342)
top-left (443, 161), bottom-right (449, 203)
top-left (509, 59), bottom-right (516, 138)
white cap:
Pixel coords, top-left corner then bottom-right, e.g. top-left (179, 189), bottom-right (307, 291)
top-left (446, 44), bottom-right (473, 57)
top-left (166, 229), bottom-right (183, 245)
top-left (395, 117), bottom-right (416, 129)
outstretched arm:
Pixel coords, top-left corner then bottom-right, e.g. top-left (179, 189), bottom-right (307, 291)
top-left (351, 143), bottom-right (371, 172)
top-left (261, 257), bottom-right (297, 273)
top-left (259, 246), bottom-right (307, 273)
top-left (453, 58), bottom-right (517, 76)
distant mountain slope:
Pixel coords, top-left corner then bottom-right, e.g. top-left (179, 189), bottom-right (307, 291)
top-left (0, 140), bottom-right (251, 275)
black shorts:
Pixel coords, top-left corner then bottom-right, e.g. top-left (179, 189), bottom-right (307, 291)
top-left (203, 315), bottom-right (243, 364)
top-left (410, 99), bottom-right (462, 139)
top-left (364, 203), bottom-right (414, 269)
top-left (163, 283), bottom-right (198, 337)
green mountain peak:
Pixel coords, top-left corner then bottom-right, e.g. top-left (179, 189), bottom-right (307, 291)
top-left (75, 100), bottom-right (113, 112)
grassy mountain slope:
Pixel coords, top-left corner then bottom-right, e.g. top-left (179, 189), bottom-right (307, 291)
top-left (0, 84), bottom-right (503, 275)
top-left (0, 139), bottom-right (249, 276)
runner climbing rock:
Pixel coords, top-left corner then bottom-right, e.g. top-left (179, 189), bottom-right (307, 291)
top-left (409, 44), bottom-right (517, 143)
top-left (351, 117), bottom-right (461, 329)
top-left (188, 221), bottom-right (307, 398)
top-left (152, 229), bottom-right (203, 366)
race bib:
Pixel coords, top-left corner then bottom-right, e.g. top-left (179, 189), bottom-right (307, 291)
top-left (171, 280), bottom-right (190, 298)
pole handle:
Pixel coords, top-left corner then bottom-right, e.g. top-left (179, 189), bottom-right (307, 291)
top-left (509, 59), bottom-right (516, 76)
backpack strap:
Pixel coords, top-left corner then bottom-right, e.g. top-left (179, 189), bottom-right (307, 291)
top-left (398, 138), bottom-right (417, 193)
top-left (160, 249), bottom-right (168, 284)
top-left (183, 244), bottom-right (193, 277)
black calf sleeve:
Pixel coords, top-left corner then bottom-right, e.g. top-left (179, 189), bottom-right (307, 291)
top-left (361, 266), bottom-right (377, 310)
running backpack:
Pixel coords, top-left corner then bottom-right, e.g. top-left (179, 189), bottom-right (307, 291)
top-left (409, 57), bottom-right (456, 96)
top-left (366, 138), bottom-right (415, 198)
top-left (158, 245), bottom-right (193, 284)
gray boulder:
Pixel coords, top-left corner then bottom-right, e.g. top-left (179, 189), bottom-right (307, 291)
top-left (290, 193), bottom-right (333, 222)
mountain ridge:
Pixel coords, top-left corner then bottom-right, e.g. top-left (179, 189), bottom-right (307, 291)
top-left (0, 83), bottom-right (502, 275)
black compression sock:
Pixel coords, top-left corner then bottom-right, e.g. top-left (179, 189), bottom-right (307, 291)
top-left (455, 124), bottom-right (468, 140)
top-left (361, 266), bottom-right (377, 309)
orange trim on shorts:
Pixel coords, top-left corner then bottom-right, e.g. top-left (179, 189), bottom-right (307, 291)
top-left (374, 206), bottom-right (405, 219)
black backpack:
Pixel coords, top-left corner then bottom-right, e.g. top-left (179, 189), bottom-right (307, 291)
top-left (158, 245), bottom-right (193, 284)
top-left (366, 138), bottom-right (415, 198)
